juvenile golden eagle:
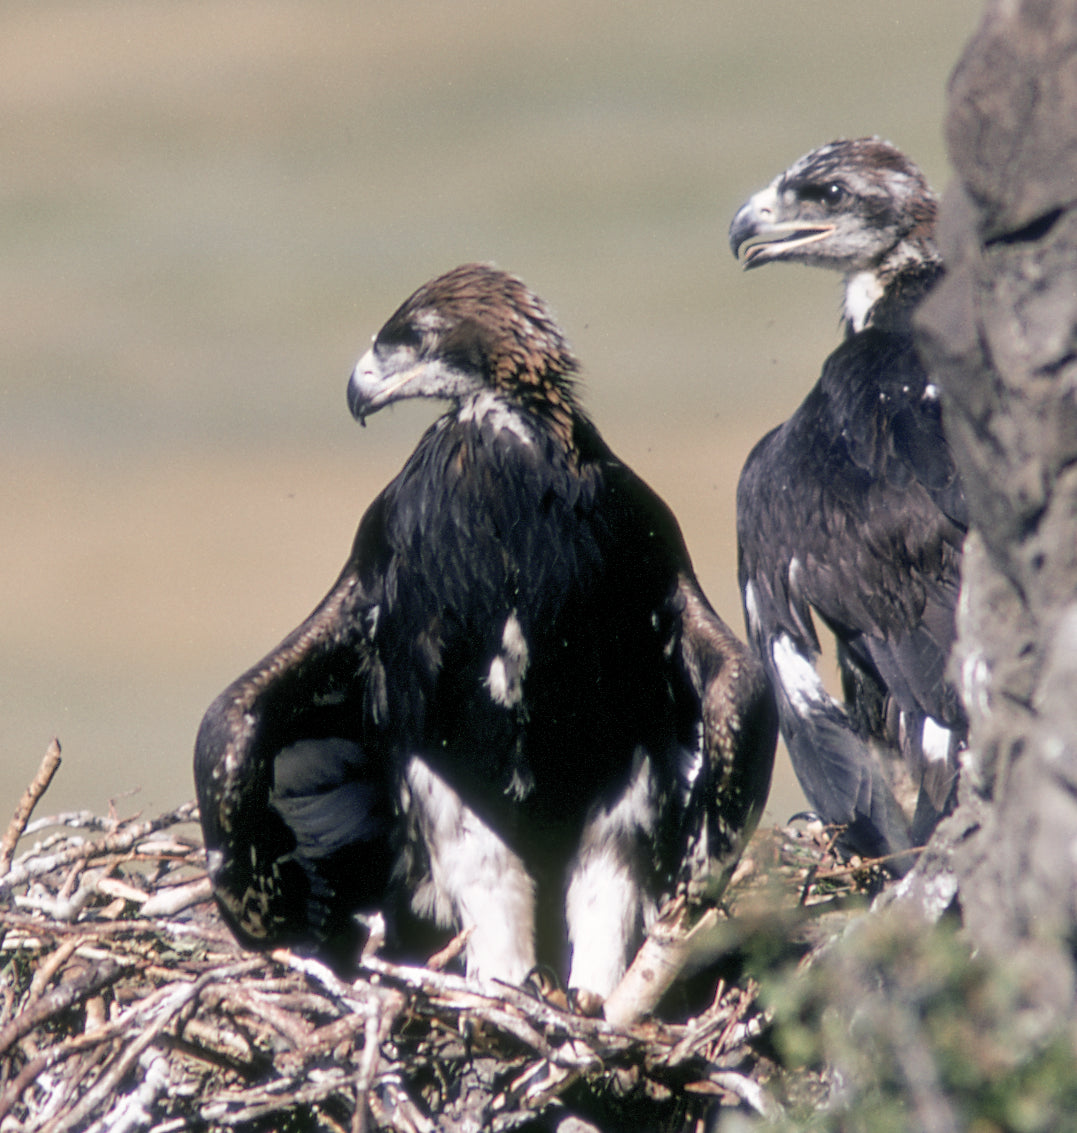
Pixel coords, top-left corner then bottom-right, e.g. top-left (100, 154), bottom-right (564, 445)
top-left (196, 264), bottom-right (775, 997)
top-left (730, 139), bottom-right (966, 868)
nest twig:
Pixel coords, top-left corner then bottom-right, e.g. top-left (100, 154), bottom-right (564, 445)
top-left (0, 743), bottom-right (882, 1131)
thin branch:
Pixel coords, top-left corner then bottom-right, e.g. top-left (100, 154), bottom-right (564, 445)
top-left (0, 957), bottom-right (129, 1058)
top-left (42, 959), bottom-right (262, 1133)
top-left (0, 739), bottom-right (63, 876)
top-left (0, 803), bottom-right (199, 896)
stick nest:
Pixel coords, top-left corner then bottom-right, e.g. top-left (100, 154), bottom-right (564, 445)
top-left (0, 742), bottom-right (882, 1132)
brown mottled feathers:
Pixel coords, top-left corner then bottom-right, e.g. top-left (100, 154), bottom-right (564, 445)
top-left (376, 263), bottom-right (581, 444)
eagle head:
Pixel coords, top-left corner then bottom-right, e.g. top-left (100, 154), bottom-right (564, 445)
top-left (347, 263), bottom-right (581, 427)
top-left (728, 137), bottom-right (938, 276)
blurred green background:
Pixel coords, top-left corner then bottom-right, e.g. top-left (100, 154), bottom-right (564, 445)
top-left (1, 1), bottom-right (982, 824)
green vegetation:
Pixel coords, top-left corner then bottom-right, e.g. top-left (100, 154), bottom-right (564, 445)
top-left (737, 913), bottom-right (1077, 1133)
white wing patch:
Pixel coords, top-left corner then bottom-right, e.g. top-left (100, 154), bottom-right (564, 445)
top-left (743, 580), bottom-right (761, 640)
top-left (772, 633), bottom-right (831, 715)
top-left (921, 717), bottom-right (952, 765)
top-left (485, 611), bottom-right (530, 708)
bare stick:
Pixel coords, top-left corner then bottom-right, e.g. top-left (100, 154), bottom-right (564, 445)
top-left (0, 957), bottom-right (128, 1058)
top-left (603, 897), bottom-right (728, 1029)
top-left (44, 958), bottom-right (262, 1133)
top-left (352, 1007), bottom-right (383, 1133)
top-left (0, 1023), bottom-right (128, 1125)
top-left (0, 802), bottom-right (199, 895)
top-left (140, 875), bottom-right (213, 917)
top-left (426, 926), bottom-right (471, 972)
top-left (0, 738), bottom-right (62, 876)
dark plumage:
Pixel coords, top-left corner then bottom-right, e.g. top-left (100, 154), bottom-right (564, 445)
top-left (729, 139), bottom-right (967, 868)
top-left (196, 264), bottom-right (776, 995)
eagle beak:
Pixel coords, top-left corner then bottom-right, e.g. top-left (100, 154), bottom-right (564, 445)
top-left (347, 347), bottom-right (422, 425)
top-left (729, 190), bottom-right (835, 269)
top-left (347, 349), bottom-right (376, 425)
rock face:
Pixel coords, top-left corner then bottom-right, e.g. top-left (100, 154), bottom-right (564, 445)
top-left (915, 0), bottom-right (1077, 1006)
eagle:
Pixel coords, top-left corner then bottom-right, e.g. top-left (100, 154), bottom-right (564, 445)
top-left (195, 263), bottom-right (776, 998)
top-left (728, 139), bottom-right (967, 869)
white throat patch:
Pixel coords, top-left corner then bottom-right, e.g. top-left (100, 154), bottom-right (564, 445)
top-left (843, 270), bottom-right (885, 332)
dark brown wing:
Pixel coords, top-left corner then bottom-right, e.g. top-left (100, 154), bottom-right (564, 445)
top-left (194, 564), bottom-right (396, 969)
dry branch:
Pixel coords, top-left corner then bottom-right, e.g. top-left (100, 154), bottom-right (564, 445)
top-left (0, 739), bottom-right (62, 877)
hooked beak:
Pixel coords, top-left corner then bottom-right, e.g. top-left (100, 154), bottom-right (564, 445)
top-left (729, 191), bottom-right (835, 269)
top-left (347, 346), bottom-right (422, 425)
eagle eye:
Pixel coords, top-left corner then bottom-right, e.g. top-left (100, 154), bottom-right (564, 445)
top-left (376, 321), bottom-right (422, 352)
top-left (798, 181), bottom-right (847, 208)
